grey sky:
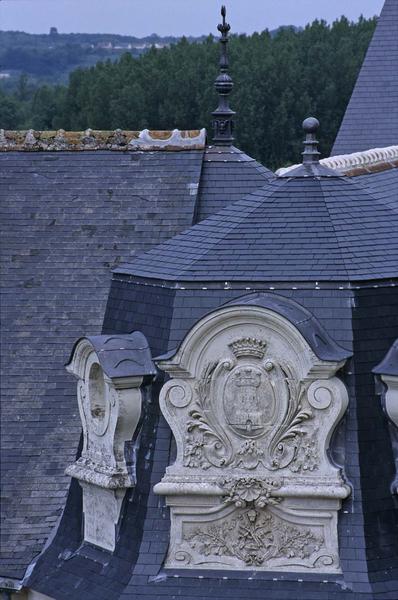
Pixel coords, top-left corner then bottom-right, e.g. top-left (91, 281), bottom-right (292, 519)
top-left (0, 0), bottom-right (385, 37)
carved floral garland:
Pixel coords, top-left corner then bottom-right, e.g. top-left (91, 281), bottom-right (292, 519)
top-left (221, 477), bottom-right (282, 508)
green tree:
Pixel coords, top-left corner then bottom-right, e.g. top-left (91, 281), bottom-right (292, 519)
top-left (0, 16), bottom-right (376, 169)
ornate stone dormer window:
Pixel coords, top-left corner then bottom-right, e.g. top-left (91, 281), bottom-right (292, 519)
top-left (65, 332), bottom-right (156, 551)
top-left (155, 300), bottom-right (351, 573)
top-left (374, 340), bottom-right (398, 492)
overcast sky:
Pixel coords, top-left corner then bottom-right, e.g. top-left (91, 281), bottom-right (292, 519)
top-left (0, 0), bottom-right (385, 37)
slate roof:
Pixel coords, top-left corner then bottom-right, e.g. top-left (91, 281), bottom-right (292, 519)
top-left (115, 168), bottom-right (398, 284)
top-left (195, 145), bottom-right (273, 221)
top-left (0, 137), bottom-right (272, 583)
top-left (332, 0), bottom-right (398, 155)
top-left (26, 285), bottom-right (398, 599)
top-left (356, 166), bottom-right (398, 212)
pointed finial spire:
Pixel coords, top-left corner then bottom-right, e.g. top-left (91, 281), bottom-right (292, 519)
top-left (212, 5), bottom-right (236, 146)
top-left (279, 116), bottom-right (338, 178)
top-left (302, 117), bottom-right (321, 164)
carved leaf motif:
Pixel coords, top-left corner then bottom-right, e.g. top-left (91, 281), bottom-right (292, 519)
top-left (185, 362), bottom-right (233, 468)
top-left (268, 365), bottom-right (314, 470)
top-left (185, 360), bottom-right (318, 472)
top-left (289, 431), bottom-right (319, 473)
top-left (232, 440), bottom-right (266, 470)
top-left (195, 361), bottom-right (218, 410)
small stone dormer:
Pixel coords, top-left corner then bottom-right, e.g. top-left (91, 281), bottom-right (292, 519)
top-left (65, 332), bottom-right (156, 551)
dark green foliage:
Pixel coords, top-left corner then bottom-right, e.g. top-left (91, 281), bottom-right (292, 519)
top-left (0, 88), bottom-right (20, 129)
top-left (0, 17), bottom-right (376, 168)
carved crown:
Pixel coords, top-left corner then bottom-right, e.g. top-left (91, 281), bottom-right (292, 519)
top-left (229, 338), bottom-right (267, 359)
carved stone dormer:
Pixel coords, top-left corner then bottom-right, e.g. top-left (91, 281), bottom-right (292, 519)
top-left (154, 303), bottom-right (351, 573)
top-left (65, 332), bottom-right (156, 551)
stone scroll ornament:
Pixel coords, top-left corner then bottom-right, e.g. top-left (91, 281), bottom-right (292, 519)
top-left (65, 333), bottom-right (156, 551)
top-left (154, 305), bottom-right (351, 572)
top-left (374, 340), bottom-right (398, 493)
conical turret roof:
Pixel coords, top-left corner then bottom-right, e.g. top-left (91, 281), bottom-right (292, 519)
top-left (333, 0), bottom-right (398, 154)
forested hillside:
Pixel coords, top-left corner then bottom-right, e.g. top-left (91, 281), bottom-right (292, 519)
top-left (0, 30), bottom-right (203, 89)
top-left (0, 17), bottom-right (376, 168)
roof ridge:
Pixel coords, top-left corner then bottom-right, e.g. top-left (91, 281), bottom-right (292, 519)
top-left (174, 178), bottom-right (291, 279)
top-left (318, 180), bottom-right (351, 282)
top-left (0, 128), bottom-right (206, 152)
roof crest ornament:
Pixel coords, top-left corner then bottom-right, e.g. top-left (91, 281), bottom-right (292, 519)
top-left (276, 144), bottom-right (398, 177)
top-left (129, 128), bottom-right (206, 150)
top-left (278, 117), bottom-right (339, 178)
top-left (212, 5), bottom-right (236, 146)
top-left (0, 129), bottom-right (206, 152)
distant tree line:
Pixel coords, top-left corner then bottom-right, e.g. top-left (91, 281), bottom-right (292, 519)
top-left (0, 30), bottom-right (197, 87)
top-left (0, 17), bottom-right (376, 168)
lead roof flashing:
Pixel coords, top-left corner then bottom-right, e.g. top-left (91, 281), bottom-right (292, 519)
top-left (156, 292), bottom-right (352, 363)
top-left (0, 127), bottom-right (206, 151)
top-left (111, 273), bottom-right (398, 290)
top-left (66, 332), bottom-right (157, 379)
top-left (373, 339), bottom-right (398, 377)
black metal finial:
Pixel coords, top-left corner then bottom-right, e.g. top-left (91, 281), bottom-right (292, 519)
top-left (302, 117), bottom-right (321, 164)
top-left (212, 5), bottom-right (235, 146)
top-left (279, 116), bottom-right (338, 178)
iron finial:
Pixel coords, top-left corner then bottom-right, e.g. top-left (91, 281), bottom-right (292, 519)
top-left (212, 5), bottom-right (235, 146)
top-left (302, 117), bottom-right (321, 165)
top-left (218, 6), bottom-right (230, 38)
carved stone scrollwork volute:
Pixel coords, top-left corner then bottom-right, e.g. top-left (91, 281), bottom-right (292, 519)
top-left (154, 305), bottom-right (351, 572)
top-left (65, 332), bottom-right (156, 551)
top-left (374, 340), bottom-right (398, 493)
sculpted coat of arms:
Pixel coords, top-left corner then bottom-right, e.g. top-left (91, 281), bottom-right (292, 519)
top-left (224, 365), bottom-right (275, 437)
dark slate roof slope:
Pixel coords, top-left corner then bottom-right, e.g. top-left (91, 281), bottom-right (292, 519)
top-left (0, 131), bottom-right (273, 582)
top-left (0, 147), bottom-right (203, 581)
top-left (195, 145), bottom-right (274, 221)
top-left (115, 173), bottom-right (398, 284)
top-left (25, 279), bottom-right (398, 599)
top-left (332, 0), bottom-right (398, 155)
top-left (356, 167), bottom-right (398, 212)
